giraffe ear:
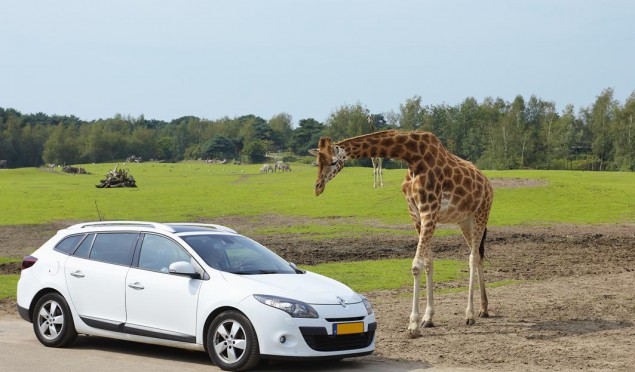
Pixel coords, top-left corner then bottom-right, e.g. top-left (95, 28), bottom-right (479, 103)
top-left (308, 148), bottom-right (319, 156)
top-left (318, 137), bottom-right (332, 151)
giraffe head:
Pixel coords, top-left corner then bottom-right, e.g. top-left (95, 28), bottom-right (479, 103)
top-left (309, 137), bottom-right (346, 196)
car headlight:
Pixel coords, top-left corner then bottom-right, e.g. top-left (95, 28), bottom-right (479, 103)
top-left (359, 294), bottom-right (374, 315)
top-left (254, 295), bottom-right (319, 318)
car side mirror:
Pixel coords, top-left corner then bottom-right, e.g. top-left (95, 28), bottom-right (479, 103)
top-left (168, 261), bottom-right (201, 279)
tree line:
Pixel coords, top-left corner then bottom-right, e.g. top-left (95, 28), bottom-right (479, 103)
top-left (1, 87), bottom-right (633, 171)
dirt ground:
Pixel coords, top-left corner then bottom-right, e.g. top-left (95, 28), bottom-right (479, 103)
top-left (2, 218), bottom-right (634, 370)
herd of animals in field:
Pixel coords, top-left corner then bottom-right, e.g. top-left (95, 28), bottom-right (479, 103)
top-left (259, 161), bottom-right (291, 173)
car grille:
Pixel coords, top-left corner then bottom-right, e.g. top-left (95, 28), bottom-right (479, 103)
top-left (299, 323), bottom-right (376, 352)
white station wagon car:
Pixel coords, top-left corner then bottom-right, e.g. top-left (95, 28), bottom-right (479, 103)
top-left (17, 221), bottom-right (376, 371)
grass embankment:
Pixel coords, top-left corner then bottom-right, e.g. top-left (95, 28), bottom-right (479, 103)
top-left (1, 164), bottom-right (634, 300)
top-left (0, 276), bottom-right (19, 300)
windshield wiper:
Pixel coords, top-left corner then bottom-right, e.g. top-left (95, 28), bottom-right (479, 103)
top-left (230, 270), bottom-right (281, 275)
top-left (289, 262), bottom-right (306, 274)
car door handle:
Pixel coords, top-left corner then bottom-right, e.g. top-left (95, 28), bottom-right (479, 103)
top-left (70, 270), bottom-right (85, 278)
top-left (128, 282), bottom-right (145, 290)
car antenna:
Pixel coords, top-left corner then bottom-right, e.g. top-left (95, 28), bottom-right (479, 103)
top-left (94, 201), bottom-right (103, 221)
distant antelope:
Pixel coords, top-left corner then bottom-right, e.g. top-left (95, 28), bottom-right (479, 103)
top-left (276, 163), bottom-right (291, 172)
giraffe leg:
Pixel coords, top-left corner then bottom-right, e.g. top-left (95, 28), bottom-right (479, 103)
top-left (460, 218), bottom-right (489, 325)
top-left (421, 255), bottom-right (434, 328)
top-left (408, 217), bottom-right (436, 337)
top-left (460, 219), bottom-right (477, 325)
top-left (408, 264), bottom-right (422, 338)
top-left (372, 158), bottom-right (378, 188)
top-left (477, 227), bottom-right (489, 318)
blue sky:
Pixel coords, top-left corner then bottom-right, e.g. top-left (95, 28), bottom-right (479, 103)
top-left (1, 0), bottom-right (634, 124)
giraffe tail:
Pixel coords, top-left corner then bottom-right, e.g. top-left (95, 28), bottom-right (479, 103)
top-left (479, 228), bottom-right (487, 260)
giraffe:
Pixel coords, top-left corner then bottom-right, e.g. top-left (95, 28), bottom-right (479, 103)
top-left (371, 157), bottom-right (383, 188)
top-left (367, 115), bottom-right (384, 188)
top-left (311, 130), bottom-right (493, 337)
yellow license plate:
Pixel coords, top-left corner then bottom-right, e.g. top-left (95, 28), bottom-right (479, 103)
top-left (334, 322), bottom-right (364, 335)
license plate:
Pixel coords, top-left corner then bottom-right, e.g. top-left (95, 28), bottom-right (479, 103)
top-left (333, 322), bottom-right (364, 335)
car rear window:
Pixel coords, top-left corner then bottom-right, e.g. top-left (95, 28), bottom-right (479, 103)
top-left (54, 234), bottom-right (85, 255)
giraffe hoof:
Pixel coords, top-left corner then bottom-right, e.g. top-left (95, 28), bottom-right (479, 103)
top-left (479, 311), bottom-right (490, 318)
top-left (407, 329), bottom-right (422, 339)
top-left (465, 318), bottom-right (475, 326)
top-left (421, 321), bottom-right (435, 328)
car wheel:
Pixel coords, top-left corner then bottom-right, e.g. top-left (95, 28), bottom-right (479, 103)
top-left (207, 310), bottom-right (260, 371)
top-left (33, 293), bottom-right (77, 347)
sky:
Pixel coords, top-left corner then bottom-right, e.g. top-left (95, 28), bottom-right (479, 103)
top-left (1, 0), bottom-right (634, 125)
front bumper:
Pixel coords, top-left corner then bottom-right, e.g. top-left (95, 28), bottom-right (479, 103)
top-left (240, 297), bottom-right (376, 358)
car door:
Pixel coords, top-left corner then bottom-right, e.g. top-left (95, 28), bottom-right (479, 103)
top-left (124, 233), bottom-right (202, 342)
top-left (65, 233), bottom-right (138, 329)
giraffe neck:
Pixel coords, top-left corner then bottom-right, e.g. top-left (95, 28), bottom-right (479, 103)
top-left (335, 130), bottom-right (444, 165)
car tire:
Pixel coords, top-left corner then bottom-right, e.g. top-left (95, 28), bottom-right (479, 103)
top-left (32, 293), bottom-right (78, 347)
top-left (207, 310), bottom-right (260, 371)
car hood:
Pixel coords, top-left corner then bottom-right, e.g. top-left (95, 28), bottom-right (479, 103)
top-left (222, 270), bottom-right (360, 305)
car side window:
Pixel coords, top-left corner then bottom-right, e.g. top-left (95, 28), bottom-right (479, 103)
top-left (138, 234), bottom-right (191, 273)
top-left (54, 234), bottom-right (84, 255)
top-left (89, 233), bottom-right (138, 266)
top-left (73, 234), bottom-right (95, 258)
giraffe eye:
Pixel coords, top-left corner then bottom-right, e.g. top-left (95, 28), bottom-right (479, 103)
top-left (330, 161), bottom-right (337, 166)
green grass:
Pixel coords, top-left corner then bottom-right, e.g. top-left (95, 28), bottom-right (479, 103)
top-left (0, 258), bottom-right (19, 264)
top-left (303, 258), bottom-right (467, 293)
top-left (1, 164), bottom-right (633, 228)
top-left (487, 170), bottom-right (635, 225)
top-left (0, 275), bottom-right (19, 300)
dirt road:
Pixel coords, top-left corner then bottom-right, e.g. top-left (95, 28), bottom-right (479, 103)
top-left (0, 318), bottom-right (431, 372)
top-left (2, 221), bottom-right (635, 370)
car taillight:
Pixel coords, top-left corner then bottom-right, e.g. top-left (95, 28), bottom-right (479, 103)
top-left (21, 255), bottom-right (38, 270)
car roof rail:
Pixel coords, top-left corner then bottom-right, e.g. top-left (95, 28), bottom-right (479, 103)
top-left (67, 221), bottom-right (176, 232)
top-left (166, 223), bottom-right (237, 234)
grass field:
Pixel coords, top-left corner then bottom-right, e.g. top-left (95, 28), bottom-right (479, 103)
top-left (304, 258), bottom-right (467, 293)
top-left (1, 163), bottom-right (634, 227)
top-left (1, 163), bottom-right (634, 300)
top-left (0, 275), bottom-right (19, 300)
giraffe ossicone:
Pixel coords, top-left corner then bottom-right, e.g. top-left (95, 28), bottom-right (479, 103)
top-left (312, 130), bottom-right (494, 337)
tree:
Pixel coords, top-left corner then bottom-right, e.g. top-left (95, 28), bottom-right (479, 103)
top-left (399, 95), bottom-right (426, 130)
top-left (128, 126), bottom-right (157, 161)
top-left (243, 140), bottom-right (266, 163)
top-left (203, 135), bottom-right (236, 160)
top-left (325, 103), bottom-right (369, 140)
top-left (457, 97), bottom-right (486, 161)
top-left (613, 92), bottom-right (635, 170)
top-left (238, 115), bottom-right (270, 144)
top-left (268, 113), bottom-right (293, 151)
top-left (291, 118), bottom-right (324, 155)
top-left (156, 136), bottom-right (175, 160)
top-left (588, 88), bottom-right (618, 170)
top-left (42, 123), bottom-right (80, 165)
top-left (367, 113), bottom-right (388, 131)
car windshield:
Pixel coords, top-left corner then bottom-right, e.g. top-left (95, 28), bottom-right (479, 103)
top-left (181, 234), bottom-right (297, 275)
